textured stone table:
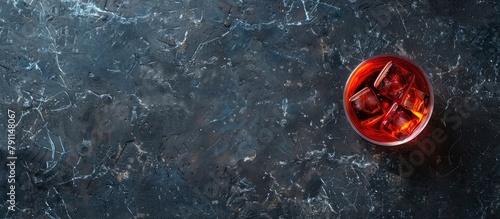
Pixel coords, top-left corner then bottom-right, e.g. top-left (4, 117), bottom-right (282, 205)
top-left (1, 0), bottom-right (499, 218)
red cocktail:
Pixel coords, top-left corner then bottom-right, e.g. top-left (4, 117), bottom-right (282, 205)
top-left (344, 55), bottom-right (433, 146)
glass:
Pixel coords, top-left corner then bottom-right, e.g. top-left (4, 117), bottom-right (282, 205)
top-left (343, 55), bottom-right (434, 146)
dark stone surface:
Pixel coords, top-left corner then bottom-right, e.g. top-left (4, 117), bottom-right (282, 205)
top-left (0, 0), bottom-right (499, 218)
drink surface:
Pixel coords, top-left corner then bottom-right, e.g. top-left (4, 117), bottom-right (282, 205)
top-left (344, 55), bottom-right (433, 146)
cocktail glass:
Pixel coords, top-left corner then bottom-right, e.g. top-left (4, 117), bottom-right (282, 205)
top-left (343, 55), bottom-right (433, 146)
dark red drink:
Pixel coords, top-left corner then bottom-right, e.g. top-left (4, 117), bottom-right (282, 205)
top-left (344, 55), bottom-right (433, 146)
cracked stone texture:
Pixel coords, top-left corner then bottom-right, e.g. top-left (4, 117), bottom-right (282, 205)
top-left (0, 0), bottom-right (499, 218)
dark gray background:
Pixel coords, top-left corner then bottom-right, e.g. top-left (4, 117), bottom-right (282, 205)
top-left (1, 0), bottom-right (499, 218)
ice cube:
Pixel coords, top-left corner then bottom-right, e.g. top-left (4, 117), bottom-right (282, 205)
top-left (402, 87), bottom-right (429, 119)
top-left (349, 87), bottom-right (384, 126)
top-left (380, 103), bottom-right (419, 140)
top-left (374, 61), bottom-right (415, 101)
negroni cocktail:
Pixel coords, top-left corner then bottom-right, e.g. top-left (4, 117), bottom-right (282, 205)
top-left (344, 55), bottom-right (433, 146)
